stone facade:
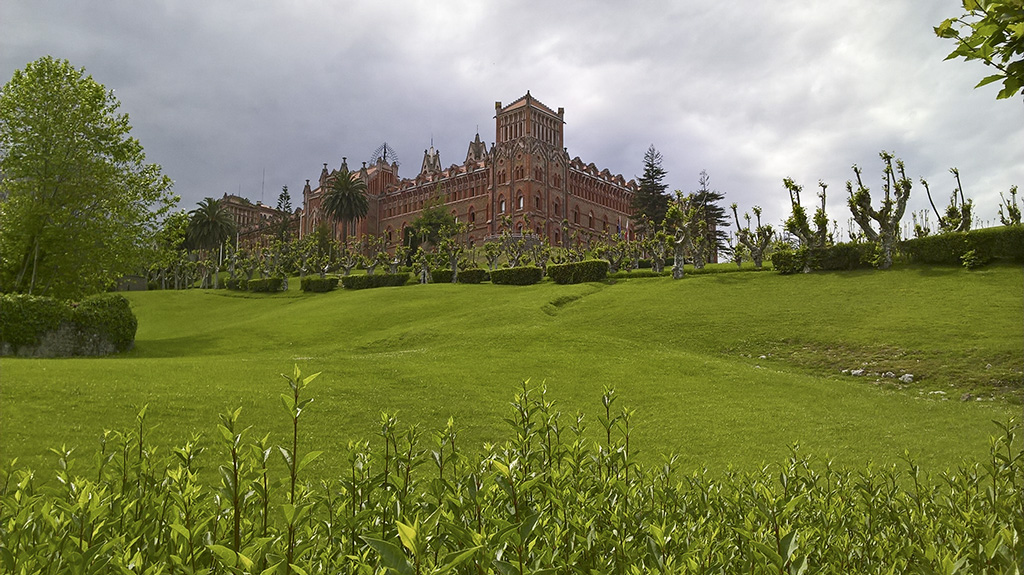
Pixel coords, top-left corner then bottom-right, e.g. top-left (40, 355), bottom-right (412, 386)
top-left (300, 93), bottom-right (637, 249)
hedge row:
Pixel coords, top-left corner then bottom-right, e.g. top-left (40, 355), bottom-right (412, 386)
top-left (489, 266), bottom-right (544, 285)
top-left (0, 293), bottom-right (137, 356)
top-left (341, 273), bottom-right (411, 290)
top-left (772, 242), bottom-right (876, 274)
top-left (456, 268), bottom-right (489, 284)
top-left (901, 226), bottom-right (1024, 265)
top-left (547, 260), bottom-right (610, 284)
top-left (301, 276), bottom-right (340, 292)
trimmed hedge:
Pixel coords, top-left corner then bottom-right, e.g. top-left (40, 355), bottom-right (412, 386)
top-left (226, 278), bottom-right (248, 291)
top-left (431, 269), bottom-right (455, 284)
top-left (250, 276), bottom-right (288, 292)
top-left (300, 276), bottom-right (340, 292)
top-left (772, 242), bottom-right (875, 274)
top-left (489, 266), bottom-right (544, 285)
top-left (0, 293), bottom-right (136, 356)
top-left (608, 269), bottom-right (666, 279)
top-left (901, 226), bottom-right (1024, 265)
top-left (547, 260), bottom-right (610, 284)
top-left (456, 268), bottom-right (489, 284)
top-left (341, 273), bottom-right (411, 290)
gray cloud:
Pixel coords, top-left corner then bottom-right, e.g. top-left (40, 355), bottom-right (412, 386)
top-left (2, 0), bottom-right (1021, 233)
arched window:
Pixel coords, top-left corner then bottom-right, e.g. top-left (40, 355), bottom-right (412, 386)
top-left (534, 195), bottom-right (541, 209)
top-left (603, 216), bottom-right (609, 232)
top-left (517, 194), bottom-right (524, 210)
top-left (469, 207), bottom-right (476, 223)
top-left (588, 211), bottom-right (594, 229)
top-left (554, 230), bottom-right (560, 244)
top-left (499, 197), bottom-right (506, 213)
top-left (553, 201), bottom-right (560, 217)
top-left (573, 206), bottom-right (579, 224)
top-left (516, 222), bottom-right (523, 232)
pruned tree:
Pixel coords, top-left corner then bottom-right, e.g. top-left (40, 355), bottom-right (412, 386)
top-left (999, 185), bottom-right (1021, 226)
top-left (664, 191), bottom-right (704, 279)
top-left (731, 204), bottom-right (775, 269)
top-left (691, 170), bottom-right (730, 264)
top-left (921, 168), bottom-right (973, 233)
top-left (846, 151), bottom-right (912, 270)
top-left (437, 222), bottom-right (468, 283)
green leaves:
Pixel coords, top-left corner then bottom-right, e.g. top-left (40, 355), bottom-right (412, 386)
top-left (937, 0), bottom-right (1024, 100)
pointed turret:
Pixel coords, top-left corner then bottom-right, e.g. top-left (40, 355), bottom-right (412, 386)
top-left (420, 146), bottom-right (442, 176)
top-left (465, 132), bottom-right (487, 164)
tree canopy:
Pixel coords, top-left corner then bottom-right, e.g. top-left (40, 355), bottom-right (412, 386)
top-left (186, 197), bottom-right (237, 252)
top-left (936, 0), bottom-right (1024, 100)
top-left (0, 56), bottom-right (176, 299)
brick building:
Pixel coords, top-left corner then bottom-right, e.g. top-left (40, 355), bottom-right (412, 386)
top-left (220, 193), bottom-right (300, 247)
top-left (300, 92), bottom-right (637, 249)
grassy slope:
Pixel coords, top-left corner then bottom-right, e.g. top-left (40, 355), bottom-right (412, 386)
top-left (1, 264), bottom-right (1020, 477)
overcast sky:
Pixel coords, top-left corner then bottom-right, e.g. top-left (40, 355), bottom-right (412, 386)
top-left (3, 1), bottom-right (1022, 235)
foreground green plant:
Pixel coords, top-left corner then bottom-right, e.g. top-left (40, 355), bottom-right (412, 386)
top-left (1, 369), bottom-right (1021, 574)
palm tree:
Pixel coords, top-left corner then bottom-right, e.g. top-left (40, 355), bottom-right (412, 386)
top-left (321, 169), bottom-right (368, 245)
top-left (186, 197), bottom-right (236, 288)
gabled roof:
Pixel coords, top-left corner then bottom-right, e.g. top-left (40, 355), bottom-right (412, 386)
top-left (497, 90), bottom-right (560, 117)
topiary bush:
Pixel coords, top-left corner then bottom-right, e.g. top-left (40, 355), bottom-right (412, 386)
top-left (547, 260), bottom-right (609, 284)
top-left (0, 293), bottom-right (136, 356)
top-left (430, 269), bottom-right (455, 284)
top-left (226, 278), bottom-right (248, 291)
top-left (456, 268), bottom-right (489, 284)
top-left (301, 276), bottom-right (340, 292)
top-left (341, 273), bottom-right (411, 290)
top-left (818, 242), bottom-right (876, 271)
top-left (489, 266), bottom-right (544, 285)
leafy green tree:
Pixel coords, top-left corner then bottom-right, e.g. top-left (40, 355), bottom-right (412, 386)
top-left (936, 0), bottom-right (1024, 100)
top-left (0, 56), bottom-right (176, 299)
top-left (630, 145), bottom-right (670, 229)
top-left (664, 192), bottom-right (704, 278)
top-left (186, 197), bottom-right (237, 252)
top-left (322, 169), bottom-right (368, 244)
top-left (846, 151), bottom-right (912, 270)
top-left (410, 196), bottom-right (456, 249)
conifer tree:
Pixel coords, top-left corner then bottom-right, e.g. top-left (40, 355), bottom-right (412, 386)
top-left (630, 145), bottom-right (669, 230)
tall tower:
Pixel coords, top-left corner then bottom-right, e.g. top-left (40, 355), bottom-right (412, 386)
top-left (491, 92), bottom-right (569, 238)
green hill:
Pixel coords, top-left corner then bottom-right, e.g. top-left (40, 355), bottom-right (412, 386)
top-left (1, 264), bottom-right (1020, 476)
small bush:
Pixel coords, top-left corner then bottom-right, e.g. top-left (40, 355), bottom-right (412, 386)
top-left (490, 266), bottom-right (544, 285)
top-left (771, 248), bottom-right (804, 274)
top-left (247, 277), bottom-right (286, 293)
top-left (608, 269), bottom-right (664, 279)
top-left (457, 268), bottom-right (489, 284)
top-left (431, 269), bottom-right (455, 284)
top-left (226, 278), bottom-right (248, 291)
top-left (301, 276), bottom-right (339, 292)
top-left (547, 260), bottom-right (609, 284)
top-left (341, 273), bottom-right (411, 290)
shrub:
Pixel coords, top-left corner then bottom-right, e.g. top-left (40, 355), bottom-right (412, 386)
top-left (901, 226), bottom-right (1024, 266)
top-left (490, 266), bottom-right (544, 285)
top-left (0, 293), bottom-right (136, 356)
top-left (341, 273), bottom-right (411, 290)
top-left (547, 260), bottom-right (609, 284)
top-left (71, 293), bottom-right (137, 352)
top-left (226, 278), bottom-right (248, 291)
top-left (431, 269), bottom-right (455, 284)
top-left (608, 269), bottom-right (664, 279)
top-left (301, 276), bottom-right (339, 292)
top-left (771, 248), bottom-right (804, 274)
top-left (456, 268), bottom-right (489, 284)
top-left (247, 277), bottom-right (286, 293)
top-left (818, 242), bottom-right (875, 271)
top-left (0, 294), bottom-right (69, 349)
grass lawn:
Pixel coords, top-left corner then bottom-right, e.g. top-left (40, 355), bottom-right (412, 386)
top-left (1, 263), bottom-right (1021, 479)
